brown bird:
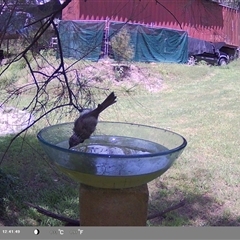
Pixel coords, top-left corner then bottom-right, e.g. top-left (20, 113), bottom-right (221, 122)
top-left (69, 92), bottom-right (117, 149)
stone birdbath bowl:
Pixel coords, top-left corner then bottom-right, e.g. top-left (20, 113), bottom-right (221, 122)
top-left (37, 121), bottom-right (187, 226)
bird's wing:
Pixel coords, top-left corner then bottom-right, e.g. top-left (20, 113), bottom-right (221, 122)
top-left (73, 117), bottom-right (83, 134)
top-left (74, 116), bottom-right (97, 140)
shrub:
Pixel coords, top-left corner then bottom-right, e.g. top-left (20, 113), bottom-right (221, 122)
top-left (110, 27), bottom-right (134, 63)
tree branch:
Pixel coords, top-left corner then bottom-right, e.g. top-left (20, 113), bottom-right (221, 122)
top-left (154, 0), bottom-right (182, 29)
top-left (24, 200), bottom-right (186, 225)
top-left (0, 103), bottom-right (71, 165)
top-left (147, 200), bottom-right (186, 220)
top-left (24, 202), bottom-right (80, 226)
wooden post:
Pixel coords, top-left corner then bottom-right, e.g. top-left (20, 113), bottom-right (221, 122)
top-left (79, 184), bottom-right (149, 226)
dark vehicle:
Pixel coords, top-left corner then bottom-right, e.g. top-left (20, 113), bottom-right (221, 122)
top-left (194, 51), bottom-right (229, 66)
top-left (188, 38), bottom-right (230, 66)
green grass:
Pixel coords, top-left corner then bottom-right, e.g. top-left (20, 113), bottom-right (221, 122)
top-left (0, 59), bottom-right (240, 226)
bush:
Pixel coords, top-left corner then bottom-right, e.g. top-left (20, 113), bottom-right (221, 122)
top-left (110, 27), bottom-right (134, 63)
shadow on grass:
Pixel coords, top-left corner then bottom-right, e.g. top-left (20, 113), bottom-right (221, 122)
top-left (1, 133), bottom-right (239, 226)
top-left (148, 181), bottom-right (240, 226)
top-left (0, 133), bottom-right (79, 226)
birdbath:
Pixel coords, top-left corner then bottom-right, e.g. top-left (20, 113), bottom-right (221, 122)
top-left (37, 121), bottom-right (187, 226)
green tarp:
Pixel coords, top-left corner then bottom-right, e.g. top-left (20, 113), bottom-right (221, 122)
top-left (58, 21), bottom-right (105, 61)
top-left (58, 20), bottom-right (188, 63)
top-left (109, 22), bottom-right (188, 63)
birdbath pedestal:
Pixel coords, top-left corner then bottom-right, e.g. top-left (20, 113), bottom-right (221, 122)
top-left (79, 183), bottom-right (149, 226)
top-left (37, 122), bottom-right (187, 226)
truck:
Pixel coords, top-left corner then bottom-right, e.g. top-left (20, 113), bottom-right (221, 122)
top-left (188, 37), bottom-right (239, 66)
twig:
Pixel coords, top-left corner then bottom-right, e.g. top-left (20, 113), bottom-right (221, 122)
top-left (147, 200), bottom-right (185, 220)
top-left (154, 0), bottom-right (182, 29)
top-left (0, 103), bottom-right (71, 165)
top-left (24, 202), bottom-right (80, 226)
top-left (25, 200), bottom-right (186, 225)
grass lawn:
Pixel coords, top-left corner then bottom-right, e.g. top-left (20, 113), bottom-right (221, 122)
top-left (0, 59), bottom-right (239, 226)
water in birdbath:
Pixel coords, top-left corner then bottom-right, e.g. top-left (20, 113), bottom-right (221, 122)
top-left (54, 135), bottom-right (172, 188)
top-left (56, 136), bottom-right (171, 188)
top-left (59, 135), bottom-right (167, 154)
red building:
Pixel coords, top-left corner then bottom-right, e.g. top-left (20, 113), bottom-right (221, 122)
top-left (62, 0), bottom-right (240, 48)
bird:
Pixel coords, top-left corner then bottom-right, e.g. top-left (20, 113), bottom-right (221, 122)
top-left (69, 92), bottom-right (117, 149)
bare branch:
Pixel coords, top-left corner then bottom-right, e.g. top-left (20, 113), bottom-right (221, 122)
top-left (147, 200), bottom-right (186, 220)
top-left (154, 0), bottom-right (182, 29)
top-left (24, 202), bottom-right (80, 226)
top-left (0, 103), bottom-right (71, 165)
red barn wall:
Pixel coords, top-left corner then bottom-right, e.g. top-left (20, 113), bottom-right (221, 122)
top-left (62, 0), bottom-right (240, 47)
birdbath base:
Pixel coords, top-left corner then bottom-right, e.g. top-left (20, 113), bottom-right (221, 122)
top-left (37, 122), bottom-right (187, 225)
top-left (79, 183), bottom-right (149, 226)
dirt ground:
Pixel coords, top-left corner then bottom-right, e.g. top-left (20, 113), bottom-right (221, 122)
top-left (72, 58), bottom-right (163, 93)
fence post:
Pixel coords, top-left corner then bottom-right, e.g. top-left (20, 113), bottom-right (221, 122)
top-left (104, 17), bottom-right (110, 57)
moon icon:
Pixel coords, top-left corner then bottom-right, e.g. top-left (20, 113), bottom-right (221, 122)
top-left (34, 229), bottom-right (40, 235)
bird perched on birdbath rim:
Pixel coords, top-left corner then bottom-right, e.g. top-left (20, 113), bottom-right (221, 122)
top-left (69, 92), bottom-right (117, 149)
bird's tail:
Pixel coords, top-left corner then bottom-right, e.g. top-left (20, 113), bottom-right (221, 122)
top-left (97, 92), bottom-right (117, 113)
